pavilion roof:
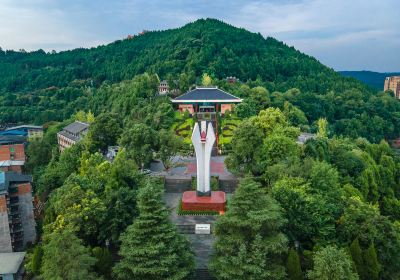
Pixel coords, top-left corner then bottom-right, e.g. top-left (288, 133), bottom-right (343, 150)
top-left (172, 87), bottom-right (242, 103)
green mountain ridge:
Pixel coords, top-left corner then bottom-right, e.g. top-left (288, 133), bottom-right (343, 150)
top-left (0, 18), bottom-right (365, 94)
top-left (2, 18), bottom-right (400, 144)
top-left (12, 19), bottom-right (400, 280)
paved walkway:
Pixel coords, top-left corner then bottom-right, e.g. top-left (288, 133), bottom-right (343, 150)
top-left (158, 156), bottom-right (237, 271)
top-left (151, 156), bottom-right (236, 179)
top-left (163, 192), bottom-right (218, 269)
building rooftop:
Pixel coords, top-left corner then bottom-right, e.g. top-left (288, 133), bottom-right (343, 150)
top-left (0, 130), bottom-right (27, 136)
top-left (5, 125), bottom-right (43, 131)
top-left (0, 172), bottom-right (32, 193)
top-left (0, 252), bottom-right (26, 274)
top-left (58, 121), bottom-right (89, 142)
top-left (0, 125), bottom-right (43, 138)
top-left (0, 135), bottom-right (26, 145)
top-left (62, 121), bottom-right (89, 135)
top-left (172, 87), bottom-right (242, 103)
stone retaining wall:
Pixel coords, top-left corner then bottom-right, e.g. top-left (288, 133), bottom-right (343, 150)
top-left (218, 178), bottom-right (238, 193)
top-left (164, 176), bottom-right (238, 193)
top-left (165, 177), bottom-right (192, 193)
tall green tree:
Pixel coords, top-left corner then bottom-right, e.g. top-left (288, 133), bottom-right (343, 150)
top-left (317, 118), bottom-right (328, 138)
top-left (252, 107), bottom-right (289, 136)
top-left (363, 243), bottom-right (380, 280)
top-left (101, 150), bottom-right (141, 242)
top-left (210, 178), bottom-right (288, 280)
top-left (307, 246), bottom-right (358, 280)
top-left (92, 247), bottom-right (113, 279)
top-left (286, 247), bottom-right (304, 280)
top-left (225, 119), bottom-right (264, 174)
top-left (349, 238), bottom-right (364, 280)
top-left (86, 112), bottom-right (122, 153)
top-left (272, 177), bottom-right (338, 244)
top-left (157, 129), bottom-right (183, 169)
top-left (26, 245), bottom-right (43, 276)
top-left (337, 196), bottom-right (400, 279)
top-left (118, 123), bottom-right (158, 168)
top-left (201, 73), bottom-right (212, 86)
top-left (41, 228), bottom-right (99, 280)
top-left (113, 180), bottom-right (194, 280)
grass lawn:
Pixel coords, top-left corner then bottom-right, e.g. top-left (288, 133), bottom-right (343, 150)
top-left (172, 112), bottom-right (242, 152)
top-left (172, 113), bottom-right (194, 145)
top-left (219, 117), bottom-right (241, 146)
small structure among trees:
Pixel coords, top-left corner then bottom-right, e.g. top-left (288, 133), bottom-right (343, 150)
top-left (57, 121), bottom-right (89, 152)
top-left (172, 86), bottom-right (242, 116)
top-left (158, 80), bottom-right (169, 95)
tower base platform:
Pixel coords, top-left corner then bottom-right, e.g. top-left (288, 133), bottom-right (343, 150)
top-left (182, 191), bottom-right (226, 212)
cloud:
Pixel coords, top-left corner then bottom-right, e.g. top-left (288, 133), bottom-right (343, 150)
top-left (0, 0), bottom-right (398, 71)
top-left (227, 0), bottom-right (400, 71)
top-left (0, 0), bottom-right (108, 50)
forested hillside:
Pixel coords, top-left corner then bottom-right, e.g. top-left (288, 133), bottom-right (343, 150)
top-left (12, 19), bottom-right (400, 280)
top-left (0, 18), bottom-right (363, 93)
top-left (0, 18), bottom-right (372, 124)
top-left (2, 19), bottom-right (398, 143)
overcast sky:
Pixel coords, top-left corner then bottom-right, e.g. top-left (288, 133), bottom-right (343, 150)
top-left (0, 0), bottom-right (399, 72)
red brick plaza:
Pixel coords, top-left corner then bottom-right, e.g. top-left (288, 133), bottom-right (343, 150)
top-left (186, 160), bottom-right (225, 175)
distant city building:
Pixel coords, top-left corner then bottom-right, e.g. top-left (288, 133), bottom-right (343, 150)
top-left (0, 252), bottom-right (26, 280)
top-left (57, 121), bottom-right (89, 152)
top-left (297, 132), bottom-right (317, 144)
top-left (0, 172), bottom-right (36, 253)
top-left (0, 144), bottom-right (26, 173)
top-left (384, 76), bottom-right (400, 98)
top-left (159, 80), bottom-right (169, 95)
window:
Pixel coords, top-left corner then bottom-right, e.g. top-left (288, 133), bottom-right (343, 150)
top-left (9, 147), bottom-right (15, 154)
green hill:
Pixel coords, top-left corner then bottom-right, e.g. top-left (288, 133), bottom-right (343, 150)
top-left (340, 71), bottom-right (400, 90)
top-left (2, 18), bottom-right (400, 143)
top-left (0, 18), bottom-right (364, 94)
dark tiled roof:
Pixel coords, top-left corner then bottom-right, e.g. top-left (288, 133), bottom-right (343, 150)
top-left (63, 121), bottom-right (89, 134)
top-left (0, 172), bottom-right (32, 192)
top-left (172, 87), bottom-right (242, 103)
top-left (58, 121), bottom-right (89, 142)
top-left (0, 135), bottom-right (27, 145)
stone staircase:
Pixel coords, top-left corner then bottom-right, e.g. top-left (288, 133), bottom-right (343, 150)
top-left (177, 224), bottom-right (195, 234)
top-left (192, 269), bottom-right (215, 280)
